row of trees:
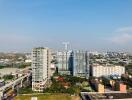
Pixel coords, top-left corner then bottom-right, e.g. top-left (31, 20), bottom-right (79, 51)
top-left (64, 75), bottom-right (87, 83)
top-left (43, 75), bottom-right (91, 94)
top-left (18, 62), bottom-right (31, 69)
top-left (0, 65), bottom-right (6, 69)
top-left (43, 75), bottom-right (85, 94)
top-left (125, 64), bottom-right (132, 75)
top-left (3, 74), bottom-right (14, 80)
top-left (44, 84), bottom-right (75, 94)
top-left (18, 86), bottom-right (33, 94)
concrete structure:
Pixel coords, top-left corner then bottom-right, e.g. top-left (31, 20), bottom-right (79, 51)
top-left (81, 92), bottom-right (132, 100)
top-left (57, 50), bottom-right (73, 75)
top-left (0, 71), bottom-right (31, 99)
top-left (32, 47), bottom-right (51, 92)
top-left (73, 51), bottom-right (89, 78)
top-left (91, 64), bottom-right (125, 77)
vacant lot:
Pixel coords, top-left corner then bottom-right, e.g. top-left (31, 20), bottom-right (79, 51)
top-left (14, 94), bottom-right (80, 100)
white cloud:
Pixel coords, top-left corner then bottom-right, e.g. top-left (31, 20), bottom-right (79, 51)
top-left (116, 27), bottom-right (132, 33)
top-left (110, 33), bottom-right (132, 44)
top-left (108, 27), bottom-right (132, 44)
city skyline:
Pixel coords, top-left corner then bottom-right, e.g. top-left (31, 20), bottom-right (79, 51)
top-left (0, 0), bottom-right (132, 52)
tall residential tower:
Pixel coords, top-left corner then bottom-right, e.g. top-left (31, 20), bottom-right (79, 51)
top-left (32, 47), bottom-right (51, 92)
top-left (73, 51), bottom-right (89, 79)
top-left (57, 50), bottom-right (73, 75)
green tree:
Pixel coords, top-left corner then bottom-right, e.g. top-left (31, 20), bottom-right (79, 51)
top-left (3, 75), bottom-right (14, 80)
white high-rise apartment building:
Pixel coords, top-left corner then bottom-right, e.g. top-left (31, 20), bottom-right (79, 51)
top-left (91, 64), bottom-right (125, 77)
top-left (32, 47), bottom-right (51, 92)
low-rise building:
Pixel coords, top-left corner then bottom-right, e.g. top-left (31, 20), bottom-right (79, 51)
top-left (96, 83), bottom-right (105, 93)
top-left (90, 78), bottom-right (104, 93)
top-left (91, 64), bottom-right (125, 77)
top-left (114, 82), bottom-right (127, 93)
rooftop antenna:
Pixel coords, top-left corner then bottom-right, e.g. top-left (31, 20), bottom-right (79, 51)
top-left (62, 42), bottom-right (69, 51)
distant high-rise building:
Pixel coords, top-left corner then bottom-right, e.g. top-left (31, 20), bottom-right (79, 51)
top-left (57, 50), bottom-right (73, 75)
top-left (73, 51), bottom-right (89, 78)
top-left (32, 47), bottom-right (51, 92)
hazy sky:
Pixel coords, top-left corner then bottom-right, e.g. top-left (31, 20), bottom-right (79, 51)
top-left (0, 0), bottom-right (132, 52)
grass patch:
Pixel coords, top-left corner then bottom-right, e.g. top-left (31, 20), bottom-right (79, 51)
top-left (15, 94), bottom-right (80, 100)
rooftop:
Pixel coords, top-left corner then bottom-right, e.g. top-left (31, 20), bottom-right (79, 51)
top-left (92, 63), bottom-right (124, 67)
top-left (86, 93), bottom-right (132, 100)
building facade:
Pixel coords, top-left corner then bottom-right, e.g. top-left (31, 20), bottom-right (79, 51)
top-left (91, 64), bottom-right (125, 77)
top-left (57, 50), bottom-right (73, 75)
top-left (73, 51), bottom-right (89, 78)
top-left (32, 47), bottom-right (51, 92)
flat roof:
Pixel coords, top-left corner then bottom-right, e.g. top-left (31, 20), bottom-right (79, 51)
top-left (86, 93), bottom-right (132, 99)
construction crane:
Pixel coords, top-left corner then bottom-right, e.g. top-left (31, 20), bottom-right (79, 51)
top-left (62, 42), bottom-right (69, 51)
